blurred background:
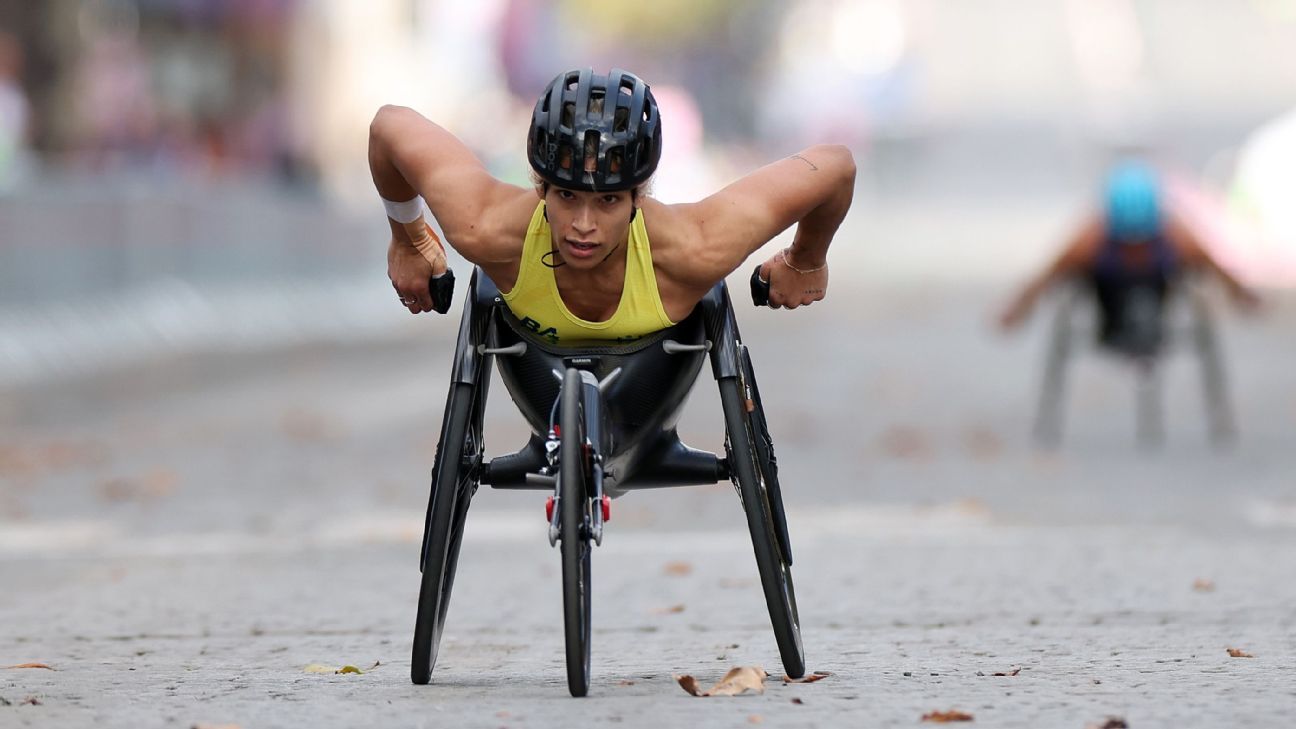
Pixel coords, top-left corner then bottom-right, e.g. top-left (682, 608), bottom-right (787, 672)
top-left (2, 0), bottom-right (1296, 387)
top-left (4, 5), bottom-right (1296, 721)
top-left (2, 0), bottom-right (1296, 526)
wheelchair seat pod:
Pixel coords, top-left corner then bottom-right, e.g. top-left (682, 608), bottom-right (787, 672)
top-left (463, 269), bottom-right (727, 496)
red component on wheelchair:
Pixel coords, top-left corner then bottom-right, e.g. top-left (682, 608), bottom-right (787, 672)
top-left (601, 495), bottom-right (611, 521)
top-left (545, 495), bottom-right (555, 522)
top-left (553, 424), bottom-right (561, 437)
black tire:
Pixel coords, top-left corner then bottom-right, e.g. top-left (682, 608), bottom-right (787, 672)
top-left (560, 368), bottom-right (593, 697)
top-left (411, 382), bottom-right (481, 685)
top-left (720, 375), bottom-right (805, 679)
top-left (739, 346), bottom-right (793, 566)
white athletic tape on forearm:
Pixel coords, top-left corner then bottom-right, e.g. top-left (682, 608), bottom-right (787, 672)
top-left (381, 195), bottom-right (425, 224)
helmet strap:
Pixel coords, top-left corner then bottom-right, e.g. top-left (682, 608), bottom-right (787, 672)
top-left (540, 249), bottom-right (566, 269)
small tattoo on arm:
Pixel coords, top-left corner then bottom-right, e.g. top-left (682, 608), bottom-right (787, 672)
top-left (791, 154), bottom-right (819, 171)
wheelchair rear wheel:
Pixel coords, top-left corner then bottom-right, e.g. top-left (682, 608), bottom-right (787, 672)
top-left (411, 381), bottom-right (483, 685)
top-left (560, 367), bottom-right (593, 697)
top-left (720, 363), bottom-right (805, 679)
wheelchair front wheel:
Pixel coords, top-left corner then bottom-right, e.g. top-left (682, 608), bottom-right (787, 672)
top-left (720, 376), bottom-right (805, 679)
top-left (411, 381), bottom-right (481, 685)
top-left (559, 367), bottom-right (593, 697)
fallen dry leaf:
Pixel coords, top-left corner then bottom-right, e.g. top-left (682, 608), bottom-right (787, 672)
top-left (99, 468), bottom-right (178, 503)
top-left (280, 408), bottom-right (337, 442)
top-left (921, 709), bottom-right (974, 722)
top-left (1192, 578), bottom-right (1216, 592)
top-left (663, 561), bottom-right (693, 576)
top-left (4, 663), bottom-right (53, 670)
top-left (962, 425), bottom-right (1003, 461)
top-left (747, 715), bottom-right (764, 724)
top-left (618, 680), bottom-right (636, 686)
top-left (21, 696), bottom-right (42, 706)
top-left (0, 440), bottom-right (108, 478)
top-left (1226, 648), bottom-right (1253, 658)
top-left (100, 478), bottom-right (136, 502)
top-left (1085, 718), bottom-right (1128, 729)
top-left (653, 604), bottom-right (686, 615)
top-left (676, 667), bottom-right (768, 697)
top-left (791, 697), bottom-right (805, 705)
top-left (879, 425), bottom-right (934, 460)
top-left (708, 667), bottom-right (768, 696)
top-left (991, 667), bottom-right (1021, 676)
top-left (782, 670), bottom-right (831, 683)
top-left (303, 663), bottom-right (366, 674)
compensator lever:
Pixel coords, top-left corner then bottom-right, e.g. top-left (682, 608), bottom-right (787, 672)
top-left (478, 342), bottom-right (527, 356)
top-left (663, 339), bottom-right (711, 354)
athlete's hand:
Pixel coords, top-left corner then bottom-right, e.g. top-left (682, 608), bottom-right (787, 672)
top-left (758, 248), bottom-right (828, 310)
top-left (388, 220), bottom-right (448, 314)
top-left (388, 239), bottom-right (434, 313)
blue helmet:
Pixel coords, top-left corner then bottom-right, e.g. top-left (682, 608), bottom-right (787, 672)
top-left (1104, 161), bottom-right (1162, 241)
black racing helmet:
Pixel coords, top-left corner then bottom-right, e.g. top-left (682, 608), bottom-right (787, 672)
top-left (528, 68), bottom-right (662, 192)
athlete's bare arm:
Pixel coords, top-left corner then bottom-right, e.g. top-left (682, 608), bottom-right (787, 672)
top-left (649, 144), bottom-right (856, 311)
top-left (1164, 215), bottom-right (1260, 309)
top-left (999, 215), bottom-right (1104, 329)
top-left (369, 105), bottom-right (534, 311)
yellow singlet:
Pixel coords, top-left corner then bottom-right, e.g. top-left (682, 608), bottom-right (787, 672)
top-left (501, 201), bottom-right (675, 344)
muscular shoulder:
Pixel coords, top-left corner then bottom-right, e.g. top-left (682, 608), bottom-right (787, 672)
top-left (638, 198), bottom-right (730, 320)
top-left (640, 197), bottom-right (722, 291)
top-left (445, 187), bottom-right (537, 266)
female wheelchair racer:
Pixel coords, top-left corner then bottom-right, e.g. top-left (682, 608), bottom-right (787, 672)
top-left (370, 68), bottom-right (852, 697)
top-left (409, 267), bottom-right (800, 697)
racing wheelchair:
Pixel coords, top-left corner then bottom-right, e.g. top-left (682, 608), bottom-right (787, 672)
top-left (1032, 273), bottom-right (1235, 447)
top-left (409, 267), bottom-right (803, 696)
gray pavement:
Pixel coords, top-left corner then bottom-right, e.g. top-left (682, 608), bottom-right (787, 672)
top-left (2, 279), bottom-right (1295, 728)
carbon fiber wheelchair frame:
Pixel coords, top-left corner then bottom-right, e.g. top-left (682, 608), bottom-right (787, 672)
top-left (410, 268), bottom-right (803, 696)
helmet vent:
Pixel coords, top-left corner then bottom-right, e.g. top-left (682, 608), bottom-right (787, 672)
top-left (527, 68), bottom-right (661, 191)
